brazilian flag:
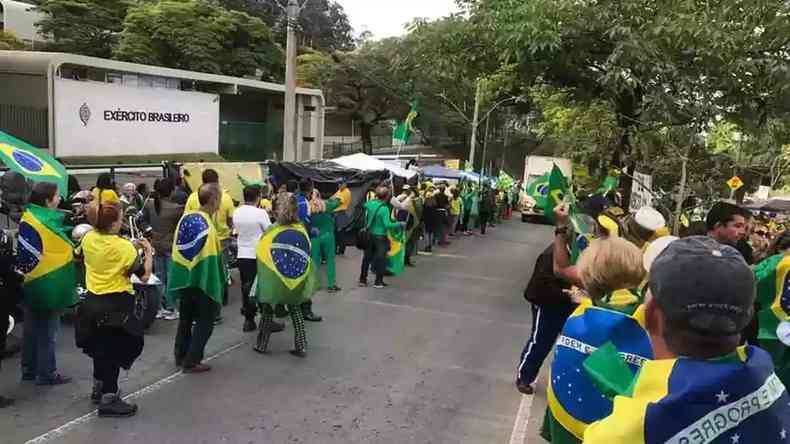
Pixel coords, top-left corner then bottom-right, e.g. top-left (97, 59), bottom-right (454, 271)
top-left (17, 204), bottom-right (77, 311)
top-left (526, 173), bottom-right (550, 209)
top-left (0, 131), bottom-right (68, 198)
top-left (584, 346), bottom-right (790, 444)
top-left (753, 254), bottom-right (790, 386)
top-left (544, 164), bottom-right (570, 224)
top-left (256, 223), bottom-right (318, 305)
top-left (387, 228), bottom-right (405, 276)
top-left (595, 169), bottom-right (621, 196)
top-left (168, 211), bottom-right (227, 305)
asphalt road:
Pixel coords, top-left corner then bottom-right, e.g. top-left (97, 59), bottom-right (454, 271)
top-left (0, 218), bottom-right (552, 444)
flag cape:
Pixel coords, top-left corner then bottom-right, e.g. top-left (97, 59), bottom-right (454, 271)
top-left (256, 223), bottom-right (318, 305)
top-left (168, 211), bottom-right (226, 305)
top-left (544, 164), bottom-right (570, 224)
top-left (393, 99), bottom-right (419, 146)
top-left (386, 228), bottom-right (405, 276)
top-left (548, 298), bottom-right (653, 439)
top-left (585, 346), bottom-right (790, 444)
top-left (0, 131), bottom-right (68, 198)
top-left (17, 205), bottom-right (77, 311)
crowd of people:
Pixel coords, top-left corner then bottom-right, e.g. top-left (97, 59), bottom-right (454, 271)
top-left (518, 197), bottom-right (790, 443)
top-left (0, 167), bottom-right (519, 419)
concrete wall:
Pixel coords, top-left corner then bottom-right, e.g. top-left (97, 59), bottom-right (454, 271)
top-left (0, 73), bottom-right (47, 108)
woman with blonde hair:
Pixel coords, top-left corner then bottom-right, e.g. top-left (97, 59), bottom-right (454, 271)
top-left (542, 237), bottom-right (654, 444)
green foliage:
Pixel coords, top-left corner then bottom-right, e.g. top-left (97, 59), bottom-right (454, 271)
top-left (114, 0), bottom-right (283, 79)
top-left (37, 0), bottom-right (130, 58)
top-left (0, 31), bottom-right (28, 50)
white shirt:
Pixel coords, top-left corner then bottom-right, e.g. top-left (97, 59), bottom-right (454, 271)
top-left (233, 205), bottom-right (272, 259)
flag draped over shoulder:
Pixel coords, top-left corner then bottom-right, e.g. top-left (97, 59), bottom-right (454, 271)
top-left (753, 254), bottom-right (790, 386)
top-left (547, 299), bottom-right (653, 440)
top-left (168, 211), bottom-right (226, 305)
top-left (584, 346), bottom-right (790, 444)
top-left (17, 204), bottom-right (77, 311)
top-left (256, 223), bottom-right (318, 305)
top-left (544, 164), bottom-right (570, 224)
top-left (387, 228), bottom-right (406, 276)
top-left (0, 131), bottom-right (68, 198)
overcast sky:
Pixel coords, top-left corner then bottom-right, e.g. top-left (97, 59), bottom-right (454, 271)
top-left (337, 0), bottom-right (461, 39)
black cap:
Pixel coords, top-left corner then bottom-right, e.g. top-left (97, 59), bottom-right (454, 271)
top-left (648, 236), bottom-right (755, 336)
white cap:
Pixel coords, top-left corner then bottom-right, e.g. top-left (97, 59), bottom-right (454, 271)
top-left (635, 207), bottom-right (666, 231)
top-left (643, 235), bottom-right (679, 272)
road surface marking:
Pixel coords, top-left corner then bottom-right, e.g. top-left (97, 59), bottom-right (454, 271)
top-left (24, 341), bottom-right (246, 444)
top-left (509, 393), bottom-right (534, 444)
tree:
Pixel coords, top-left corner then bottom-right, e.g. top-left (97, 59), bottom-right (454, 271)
top-left (0, 31), bottom-right (28, 50)
top-left (114, 0), bottom-right (283, 80)
top-left (36, 0), bottom-right (130, 58)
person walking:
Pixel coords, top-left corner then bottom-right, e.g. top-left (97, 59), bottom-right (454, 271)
top-left (294, 180), bottom-right (322, 322)
top-left (142, 177), bottom-right (184, 321)
top-left (448, 188), bottom-right (462, 237)
top-left (76, 201), bottom-right (152, 417)
top-left (18, 182), bottom-right (78, 386)
top-left (185, 169), bottom-right (235, 308)
top-left (233, 185), bottom-right (284, 333)
top-left (478, 184), bottom-right (495, 235)
top-left (584, 236), bottom-right (790, 443)
top-left (254, 195), bottom-right (318, 357)
top-left (359, 186), bottom-right (404, 288)
top-left (170, 184), bottom-right (226, 374)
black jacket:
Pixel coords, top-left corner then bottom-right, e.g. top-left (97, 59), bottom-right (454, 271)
top-left (524, 246), bottom-right (576, 310)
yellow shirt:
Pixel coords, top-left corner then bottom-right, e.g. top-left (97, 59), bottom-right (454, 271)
top-left (450, 197), bottom-right (462, 216)
top-left (185, 190), bottom-right (235, 240)
top-left (91, 188), bottom-right (120, 204)
top-left (80, 231), bottom-right (138, 295)
top-left (258, 198), bottom-right (273, 212)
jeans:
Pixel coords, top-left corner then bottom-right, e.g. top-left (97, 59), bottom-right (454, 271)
top-left (174, 288), bottom-right (218, 368)
top-left (360, 235), bottom-right (389, 285)
top-left (21, 306), bottom-right (59, 381)
top-left (154, 254), bottom-right (172, 311)
top-left (517, 303), bottom-right (575, 385)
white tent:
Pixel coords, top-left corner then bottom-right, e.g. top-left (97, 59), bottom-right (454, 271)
top-left (330, 153), bottom-right (417, 179)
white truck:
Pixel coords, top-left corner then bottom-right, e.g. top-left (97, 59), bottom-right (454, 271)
top-left (520, 155), bottom-right (573, 222)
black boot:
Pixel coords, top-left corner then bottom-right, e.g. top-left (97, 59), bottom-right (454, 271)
top-left (98, 393), bottom-right (138, 418)
top-left (242, 318), bottom-right (257, 332)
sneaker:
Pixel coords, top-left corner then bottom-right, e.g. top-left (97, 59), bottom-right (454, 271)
top-left (373, 282), bottom-right (388, 289)
top-left (358, 281), bottom-right (368, 287)
top-left (303, 311), bottom-right (323, 322)
top-left (163, 310), bottom-right (180, 321)
top-left (155, 309), bottom-right (166, 320)
top-left (183, 363), bottom-right (212, 374)
top-left (213, 316), bottom-right (223, 326)
top-left (98, 393), bottom-right (137, 418)
top-left (36, 373), bottom-right (72, 386)
top-left (516, 380), bottom-right (534, 395)
top-left (290, 349), bottom-right (307, 358)
top-left (327, 285), bottom-right (341, 293)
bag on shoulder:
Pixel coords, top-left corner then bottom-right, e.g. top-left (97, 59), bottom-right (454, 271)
top-left (355, 205), bottom-right (385, 250)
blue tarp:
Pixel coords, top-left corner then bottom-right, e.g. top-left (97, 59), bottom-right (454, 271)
top-left (421, 164), bottom-right (465, 180)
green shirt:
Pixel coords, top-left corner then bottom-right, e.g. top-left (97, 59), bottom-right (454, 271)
top-left (364, 200), bottom-right (401, 236)
top-left (311, 198), bottom-right (341, 237)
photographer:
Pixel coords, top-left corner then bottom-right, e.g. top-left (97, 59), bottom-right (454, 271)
top-left (76, 202), bottom-right (152, 418)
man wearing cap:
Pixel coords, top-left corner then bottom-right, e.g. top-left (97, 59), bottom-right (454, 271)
top-left (584, 236), bottom-right (790, 443)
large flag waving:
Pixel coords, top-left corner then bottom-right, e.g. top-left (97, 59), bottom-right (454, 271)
top-left (526, 172), bottom-right (550, 209)
top-left (753, 254), bottom-right (790, 386)
top-left (393, 100), bottom-right (419, 147)
top-left (168, 211), bottom-right (227, 305)
top-left (544, 164), bottom-right (569, 224)
top-left (256, 223), bottom-right (318, 305)
top-left (0, 131), bottom-right (68, 198)
top-left (386, 228), bottom-right (406, 276)
top-left (16, 204), bottom-right (77, 311)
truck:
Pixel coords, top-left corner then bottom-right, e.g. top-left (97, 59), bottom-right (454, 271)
top-left (520, 155), bottom-right (572, 223)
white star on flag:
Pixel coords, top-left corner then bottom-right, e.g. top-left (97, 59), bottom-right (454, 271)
top-left (716, 390), bottom-right (730, 403)
top-left (731, 434), bottom-right (740, 444)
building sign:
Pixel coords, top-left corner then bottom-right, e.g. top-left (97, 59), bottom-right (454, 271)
top-left (444, 159), bottom-right (460, 169)
top-left (53, 78), bottom-right (219, 158)
top-left (629, 170), bottom-right (653, 213)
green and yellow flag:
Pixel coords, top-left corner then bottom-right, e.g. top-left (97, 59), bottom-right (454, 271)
top-left (544, 164), bottom-right (570, 224)
top-left (753, 254), bottom-right (790, 386)
top-left (526, 173), bottom-right (551, 209)
top-left (393, 99), bottom-right (419, 147)
top-left (386, 229), bottom-right (406, 276)
top-left (256, 223), bottom-right (318, 305)
top-left (168, 211), bottom-right (226, 305)
top-left (16, 204), bottom-right (77, 311)
top-left (0, 131), bottom-right (68, 198)
top-left (595, 169), bottom-right (621, 196)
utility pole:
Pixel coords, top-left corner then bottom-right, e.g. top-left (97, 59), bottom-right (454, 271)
top-left (468, 79), bottom-right (481, 168)
top-left (282, 0), bottom-right (301, 161)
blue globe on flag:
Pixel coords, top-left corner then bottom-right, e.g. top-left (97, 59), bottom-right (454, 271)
top-left (176, 214), bottom-right (209, 261)
top-left (16, 222), bottom-right (42, 274)
top-left (271, 229), bottom-right (310, 279)
top-left (12, 150), bottom-right (44, 173)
